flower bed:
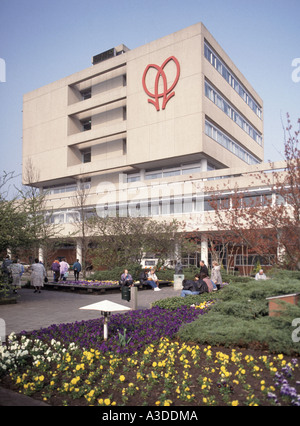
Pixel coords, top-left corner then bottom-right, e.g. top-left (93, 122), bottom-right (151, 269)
top-left (1, 300), bottom-right (299, 406)
top-left (19, 305), bottom-right (205, 354)
top-left (1, 332), bottom-right (299, 406)
top-left (49, 280), bottom-right (120, 288)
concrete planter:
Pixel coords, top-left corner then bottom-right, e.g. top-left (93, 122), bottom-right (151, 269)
top-left (266, 293), bottom-right (300, 317)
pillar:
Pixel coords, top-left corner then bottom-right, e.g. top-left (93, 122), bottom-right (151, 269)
top-left (76, 240), bottom-right (82, 264)
top-left (38, 247), bottom-right (44, 264)
top-left (201, 235), bottom-right (208, 265)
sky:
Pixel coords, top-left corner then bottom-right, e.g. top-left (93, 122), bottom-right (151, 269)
top-left (0, 0), bottom-right (299, 192)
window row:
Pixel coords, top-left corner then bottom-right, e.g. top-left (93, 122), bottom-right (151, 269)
top-left (46, 190), bottom-right (288, 222)
top-left (127, 163), bottom-right (216, 183)
top-left (204, 41), bottom-right (262, 119)
top-left (96, 191), bottom-right (278, 218)
top-left (43, 181), bottom-right (91, 195)
top-left (205, 120), bottom-right (260, 165)
top-left (205, 81), bottom-right (262, 146)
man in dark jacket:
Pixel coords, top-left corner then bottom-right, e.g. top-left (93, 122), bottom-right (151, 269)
top-left (73, 259), bottom-right (82, 281)
top-left (199, 260), bottom-right (209, 280)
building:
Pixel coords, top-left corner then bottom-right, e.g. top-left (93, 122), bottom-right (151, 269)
top-left (23, 22), bottom-right (278, 270)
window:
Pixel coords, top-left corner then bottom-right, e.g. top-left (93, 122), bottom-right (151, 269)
top-left (80, 89), bottom-right (91, 100)
top-left (146, 171), bottom-right (163, 180)
top-left (204, 41), bottom-right (262, 118)
top-left (81, 118), bottom-right (91, 131)
top-left (81, 148), bottom-right (91, 163)
top-left (127, 174), bottom-right (141, 183)
top-left (205, 81), bottom-right (262, 146)
top-left (164, 169), bottom-right (180, 177)
top-left (205, 119), bottom-right (260, 165)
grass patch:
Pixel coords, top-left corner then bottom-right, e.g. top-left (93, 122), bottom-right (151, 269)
top-left (177, 272), bottom-right (300, 355)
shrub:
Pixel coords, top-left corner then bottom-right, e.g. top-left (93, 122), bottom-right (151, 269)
top-left (152, 293), bottom-right (218, 311)
top-left (91, 263), bottom-right (142, 281)
top-left (177, 275), bottom-right (300, 355)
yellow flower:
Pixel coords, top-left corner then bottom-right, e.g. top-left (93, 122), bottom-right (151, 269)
top-left (104, 398), bottom-right (111, 406)
top-left (232, 400), bottom-right (239, 406)
top-left (119, 375), bottom-right (125, 382)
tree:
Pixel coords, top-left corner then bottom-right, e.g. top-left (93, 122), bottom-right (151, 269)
top-left (69, 179), bottom-right (93, 278)
top-left (17, 160), bottom-right (63, 263)
top-left (207, 115), bottom-right (300, 270)
top-left (87, 215), bottom-right (186, 270)
top-left (0, 171), bottom-right (29, 255)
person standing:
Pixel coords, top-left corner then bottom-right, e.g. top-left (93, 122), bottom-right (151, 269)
top-left (60, 259), bottom-right (69, 281)
top-left (51, 259), bottom-right (60, 282)
top-left (1, 255), bottom-right (12, 283)
top-left (30, 258), bottom-right (47, 293)
top-left (211, 261), bottom-right (222, 290)
top-left (8, 259), bottom-right (23, 293)
top-left (73, 259), bottom-right (82, 281)
top-left (199, 260), bottom-right (209, 280)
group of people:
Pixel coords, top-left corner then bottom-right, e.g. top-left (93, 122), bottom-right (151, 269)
top-left (181, 260), bottom-right (223, 297)
top-left (51, 259), bottom-right (82, 282)
top-left (1, 256), bottom-right (47, 294)
top-left (119, 261), bottom-right (223, 296)
top-left (119, 268), bottom-right (162, 291)
top-left (1, 255), bottom-right (83, 295)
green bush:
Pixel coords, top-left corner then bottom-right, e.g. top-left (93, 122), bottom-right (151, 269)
top-left (177, 273), bottom-right (300, 355)
top-left (152, 292), bottom-right (219, 311)
top-left (90, 263), bottom-right (143, 281)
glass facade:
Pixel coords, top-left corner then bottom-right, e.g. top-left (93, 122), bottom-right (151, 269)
top-left (205, 119), bottom-right (260, 165)
top-left (205, 81), bottom-right (262, 146)
top-left (204, 41), bottom-right (262, 119)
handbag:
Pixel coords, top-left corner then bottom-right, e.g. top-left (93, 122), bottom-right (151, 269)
top-left (44, 276), bottom-right (49, 283)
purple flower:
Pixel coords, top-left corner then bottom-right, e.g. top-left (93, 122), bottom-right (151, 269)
top-left (21, 306), bottom-right (204, 355)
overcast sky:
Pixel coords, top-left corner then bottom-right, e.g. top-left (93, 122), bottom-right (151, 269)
top-left (0, 0), bottom-right (299, 191)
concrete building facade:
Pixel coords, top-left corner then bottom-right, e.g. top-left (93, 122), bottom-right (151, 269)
top-left (23, 22), bottom-right (273, 269)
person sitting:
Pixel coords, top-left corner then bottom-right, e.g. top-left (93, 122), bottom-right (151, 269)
top-left (255, 269), bottom-right (267, 280)
top-left (181, 274), bottom-right (208, 297)
top-left (140, 269), bottom-right (148, 285)
top-left (119, 269), bottom-right (134, 287)
top-left (202, 276), bottom-right (214, 293)
top-left (143, 269), bottom-right (160, 291)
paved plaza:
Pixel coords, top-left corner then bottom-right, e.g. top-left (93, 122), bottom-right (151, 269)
top-left (0, 284), bottom-right (181, 406)
top-left (0, 285), bottom-right (181, 336)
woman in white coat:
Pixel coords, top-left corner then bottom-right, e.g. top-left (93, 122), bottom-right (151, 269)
top-left (30, 258), bottom-right (47, 293)
top-left (211, 261), bottom-right (223, 290)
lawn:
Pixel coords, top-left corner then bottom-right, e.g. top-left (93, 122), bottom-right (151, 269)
top-left (0, 272), bottom-right (300, 406)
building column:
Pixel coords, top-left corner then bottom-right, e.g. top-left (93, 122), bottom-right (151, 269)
top-left (200, 158), bottom-right (208, 172)
top-left (76, 240), bottom-right (82, 264)
top-left (38, 247), bottom-right (44, 264)
top-left (140, 169), bottom-right (146, 181)
top-left (201, 235), bottom-right (208, 265)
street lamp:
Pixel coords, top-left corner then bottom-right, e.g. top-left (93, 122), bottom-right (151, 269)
top-left (80, 300), bottom-right (131, 341)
